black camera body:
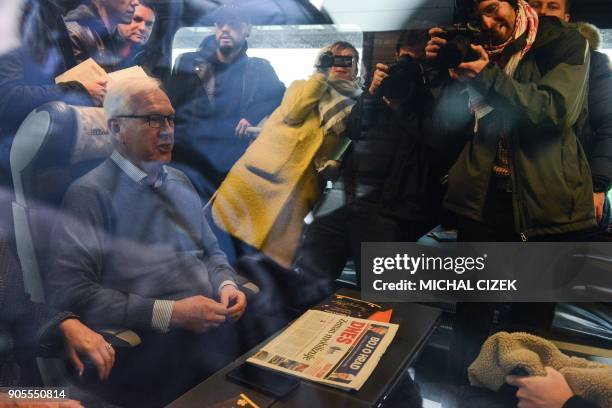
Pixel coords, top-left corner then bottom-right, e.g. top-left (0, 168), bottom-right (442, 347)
top-left (316, 52), bottom-right (354, 69)
top-left (378, 55), bottom-right (423, 99)
top-left (437, 23), bottom-right (484, 69)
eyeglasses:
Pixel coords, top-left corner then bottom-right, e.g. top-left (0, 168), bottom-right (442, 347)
top-left (114, 114), bottom-right (175, 128)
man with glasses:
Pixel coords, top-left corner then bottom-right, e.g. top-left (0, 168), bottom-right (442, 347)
top-left (168, 3), bottom-right (285, 200)
top-left (47, 77), bottom-right (248, 404)
top-left (528, 0), bottom-right (612, 237)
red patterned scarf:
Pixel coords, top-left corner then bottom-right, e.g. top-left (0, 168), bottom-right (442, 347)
top-left (484, 0), bottom-right (539, 76)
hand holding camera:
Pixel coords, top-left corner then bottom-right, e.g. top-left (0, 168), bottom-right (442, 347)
top-left (316, 51), bottom-right (354, 70)
top-left (371, 55), bottom-right (423, 99)
top-left (369, 63), bottom-right (389, 95)
top-left (448, 45), bottom-right (489, 82)
top-left (425, 27), bottom-right (447, 61)
top-left (426, 25), bottom-right (489, 81)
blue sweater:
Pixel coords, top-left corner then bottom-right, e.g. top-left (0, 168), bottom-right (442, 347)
top-left (47, 159), bottom-right (235, 331)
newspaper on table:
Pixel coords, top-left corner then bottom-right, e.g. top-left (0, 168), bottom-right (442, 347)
top-left (247, 309), bottom-right (398, 391)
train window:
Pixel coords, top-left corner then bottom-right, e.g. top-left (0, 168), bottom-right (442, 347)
top-left (601, 29), bottom-right (612, 60)
top-left (321, 0), bottom-right (453, 31)
top-left (172, 25), bottom-right (363, 86)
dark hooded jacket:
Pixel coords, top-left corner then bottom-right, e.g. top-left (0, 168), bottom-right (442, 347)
top-left (64, 2), bottom-right (123, 72)
top-left (430, 17), bottom-right (596, 239)
top-left (573, 22), bottom-right (612, 194)
top-left (167, 35), bottom-right (285, 198)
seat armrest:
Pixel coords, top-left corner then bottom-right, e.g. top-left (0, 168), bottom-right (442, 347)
top-left (235, 274), bottom-right (261, 301)
top-left (98, 328), bottom-right (141, 348)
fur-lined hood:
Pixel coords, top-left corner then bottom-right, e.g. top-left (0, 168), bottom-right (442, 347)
top-left (570, 21), bottom-right (602, 50)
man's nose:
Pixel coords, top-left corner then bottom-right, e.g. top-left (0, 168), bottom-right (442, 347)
top-left (130, 0), bottom-right (138, 7)
top-left (159, 126), bottom-right (173, 141)
top-left (481, 15), bottom-right (496, 30)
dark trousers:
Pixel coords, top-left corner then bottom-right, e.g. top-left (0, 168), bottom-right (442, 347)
top-left (450, 188), bottom-right (559, 386)
top-left (109, 325), bottom-right (239, 405)
top-left (292, 200), bottom-right (433, 307)
top-left (95, 305), bottom-right (287, 407)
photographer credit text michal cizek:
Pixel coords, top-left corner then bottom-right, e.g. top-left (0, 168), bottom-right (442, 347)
top-left (370, 253), bottom-right (518, 294)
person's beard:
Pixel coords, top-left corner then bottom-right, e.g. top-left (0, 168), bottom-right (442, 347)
top-left (218, 43), bottom-right (234, 56)
top-left (218, 38), bottom-right (245, 57)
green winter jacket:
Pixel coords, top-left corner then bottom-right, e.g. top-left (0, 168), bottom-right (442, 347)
top-left (434, 16), bottom-right (596, 239)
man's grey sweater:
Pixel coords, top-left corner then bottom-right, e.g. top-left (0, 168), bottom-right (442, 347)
top-left (47, 158), bottom-right (236, 331)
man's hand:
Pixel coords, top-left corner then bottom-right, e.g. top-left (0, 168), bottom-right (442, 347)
top-left (78, 79), bottom-right (107, 106)
top-left (368, 63), bottom-right (389, 96)
top-left (58, 318), bottom-right (115, 380)
top-left (594, 192), bottom-right (605, 223)
top-left (235, 118), bottom-right (252, 138)
top-left (449, 45), bottom-right (489, 82)
top-left (219, 285), bottom-right (247, 321)
top-left (170, 295), bottom-right (228, 332)
top-left (425, 27), bottom-right (447, 61)
top-left (506, 367), bottom-right (574, 408)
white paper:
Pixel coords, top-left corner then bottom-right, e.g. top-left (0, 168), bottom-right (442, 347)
top-left (55, 60), bottom-right (148, 85)
top-left (55, 58), bottom-right (109, 84)
top-left (108, 65), bottom-right (148, 82)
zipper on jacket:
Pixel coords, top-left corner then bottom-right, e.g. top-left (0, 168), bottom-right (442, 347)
top-left (508, 137), bottom-right (529, 241)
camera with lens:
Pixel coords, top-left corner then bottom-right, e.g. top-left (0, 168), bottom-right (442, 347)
top-left (316, 51), bottom-right (354, 69)
top-left (436, 22), bottom-right (483, 69)
top-left (378, 55), bottom-right (422, 99)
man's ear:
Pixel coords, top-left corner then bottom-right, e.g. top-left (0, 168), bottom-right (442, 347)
top-left (245, 24), bottom-right (252, 37)
top-left (564, 13), bottom-right (570, 22)
top-left (108, 118), bottom-right (121, 134)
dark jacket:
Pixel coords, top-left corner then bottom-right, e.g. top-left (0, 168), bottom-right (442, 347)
top-left (64, 2), bottom-right (123, 72)
top-left (580, 49), bottom-right (612, 193)
top-left (342, 58), bottom-right (451, 222)
top-left (167, 35), bottom-right (285, 197)
top-left (0, 0), bottom-right (91, 184)
top-left (0, 230), bottom-right (74, 386)
top-left (0, 48), bottom-right (91, 138)
top-left (431, 17), bottom-right (595, 239)
top-left (563, 396), bottom-right (600, 408)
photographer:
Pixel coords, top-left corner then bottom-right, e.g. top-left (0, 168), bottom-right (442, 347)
top-left (291, 31), bottom-right (449, 306)
top-left (211, 42), bottom-right (361, 269)
top-left (425, 0), bottom-right (595, 387)
top-left (425, 0), bottom-right (595, 242)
